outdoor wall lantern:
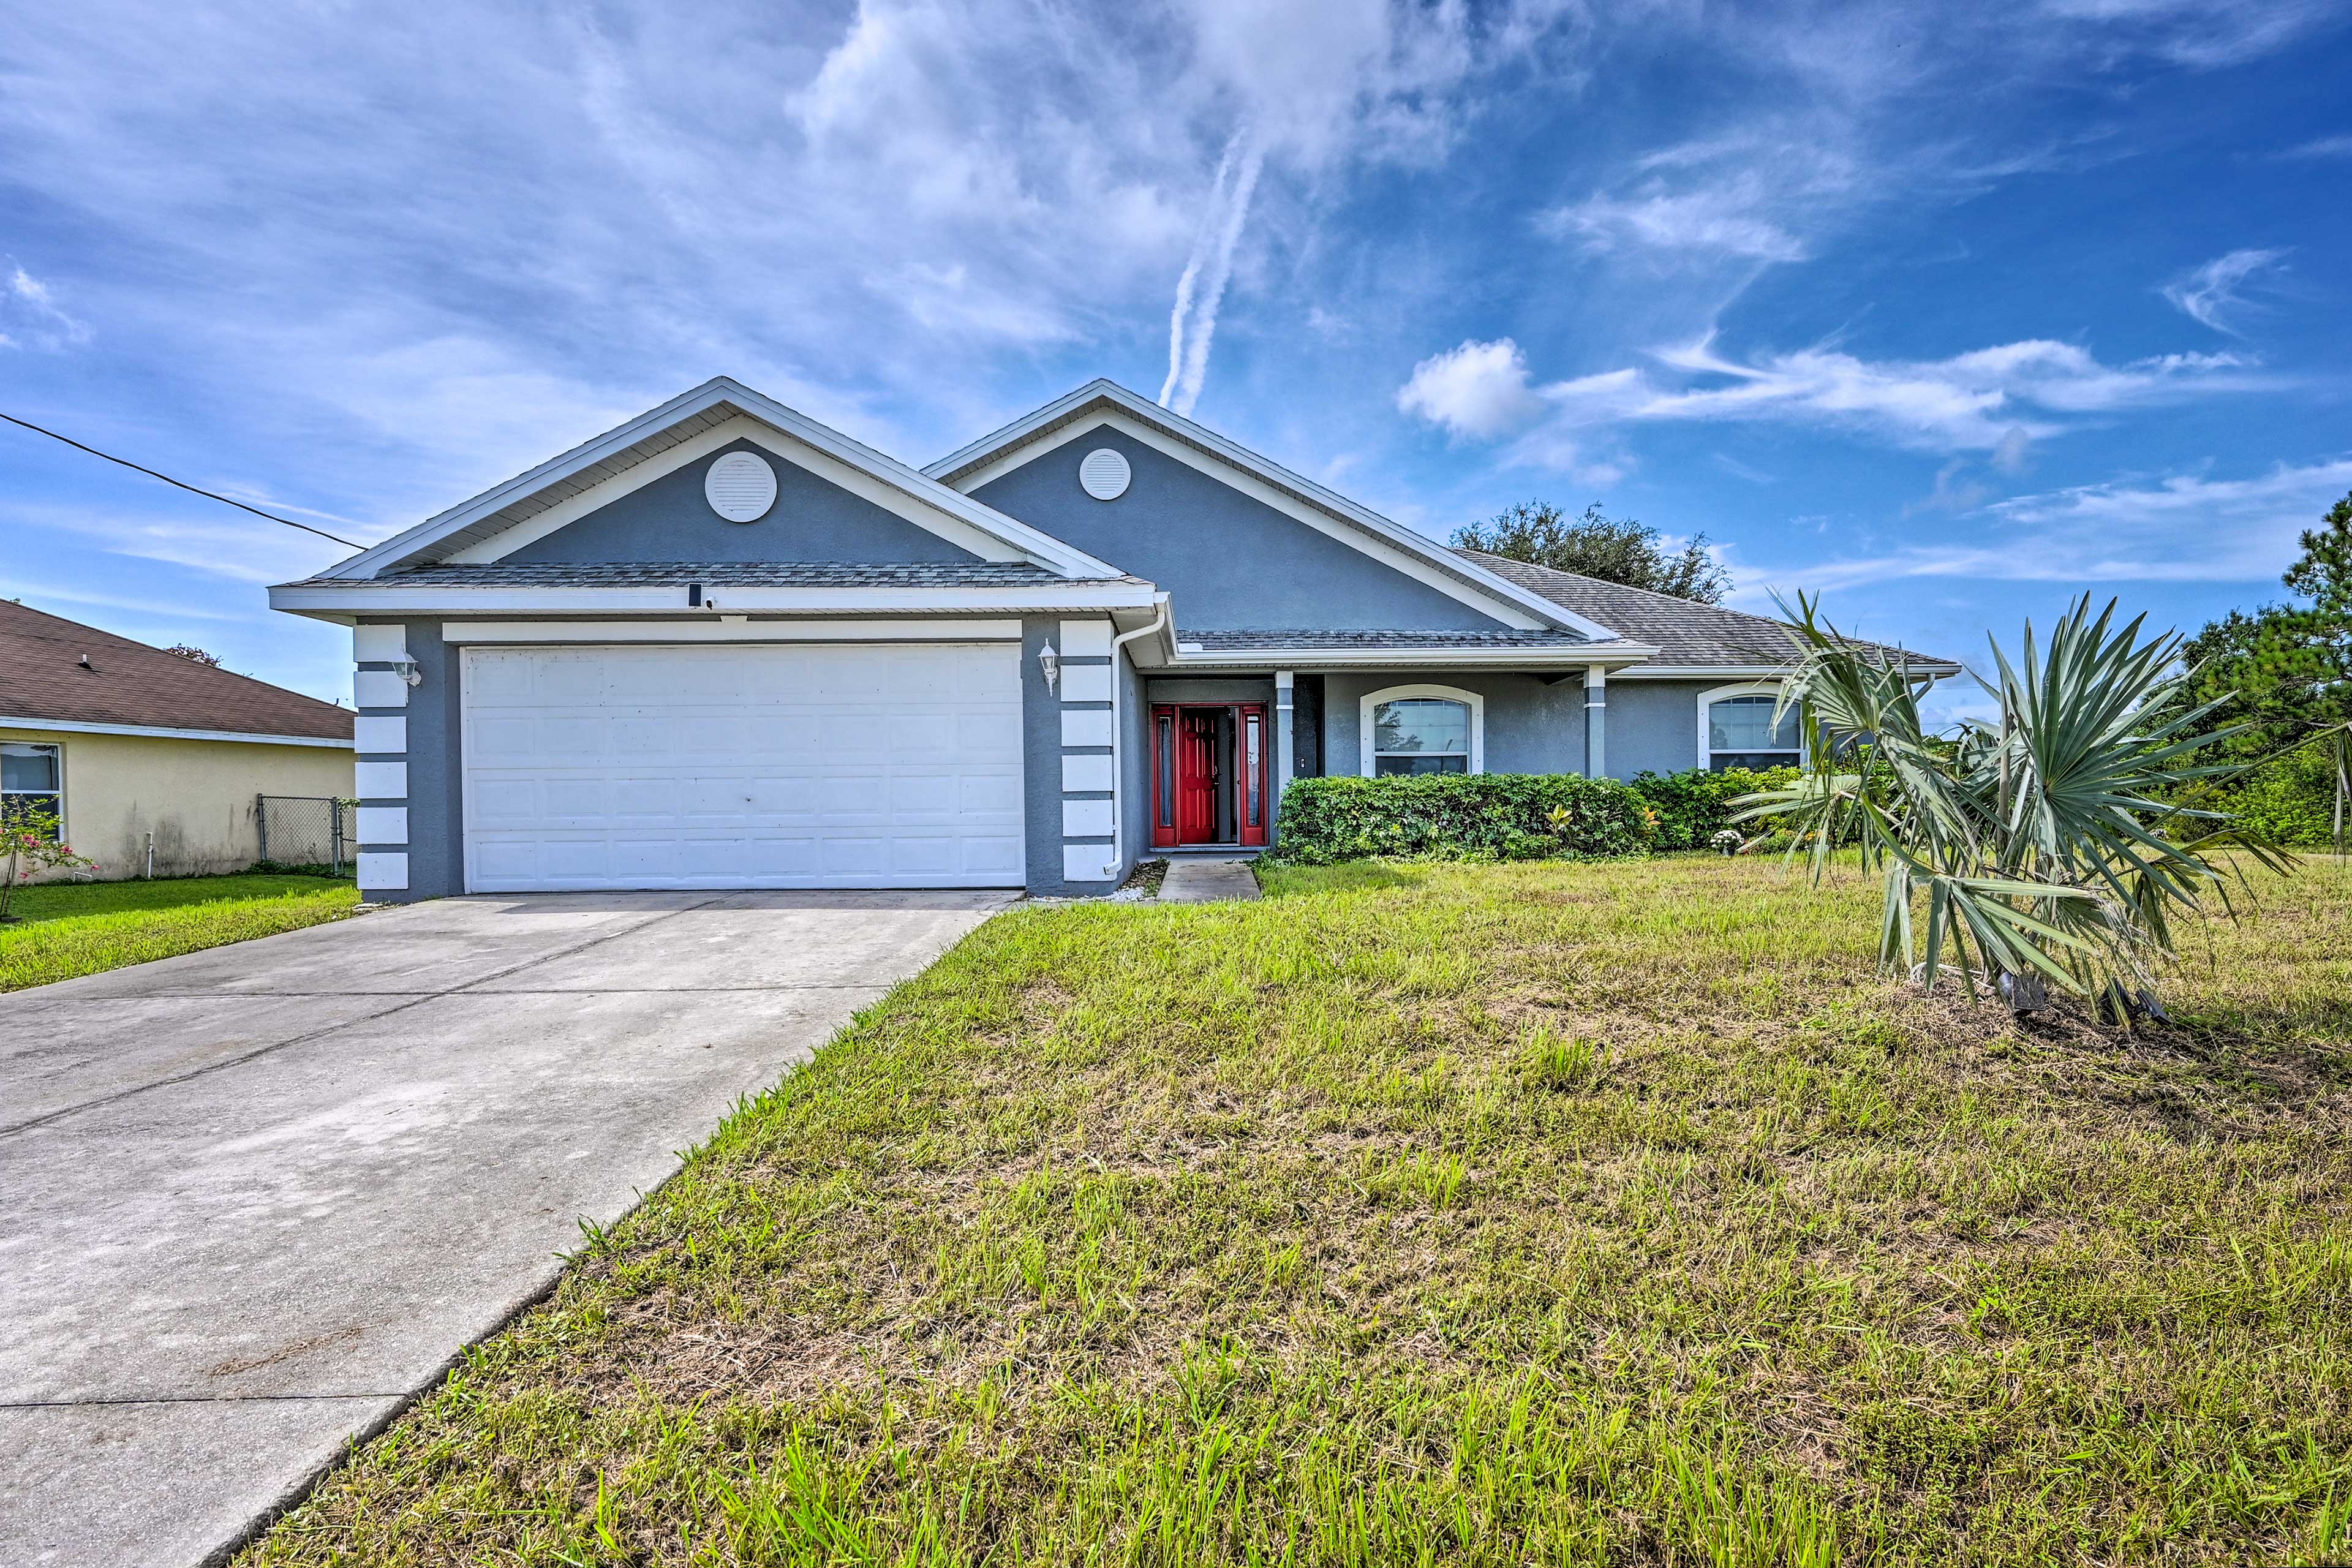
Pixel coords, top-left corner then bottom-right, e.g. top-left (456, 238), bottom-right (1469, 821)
top-left (1038, 641), bottom-right (1060, 694)
top-left (391, 656), bottom-right (423, 687)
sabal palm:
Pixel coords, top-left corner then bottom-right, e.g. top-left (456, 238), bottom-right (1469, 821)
top-left (1737, 594), bottom-right (2288, 1015)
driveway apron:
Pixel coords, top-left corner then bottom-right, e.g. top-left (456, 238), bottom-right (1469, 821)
top-left (0, 888), bottom-right (1011, 1567)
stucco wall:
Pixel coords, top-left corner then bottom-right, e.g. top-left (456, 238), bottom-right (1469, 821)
top-left (508, 437), bottom-right (982, 565)
top-left (2, 725), bottom-right (352, 881)
top-left (972, 428), bottom-right (1515, 633)
top-left (1605, 679), bottom-right (1735, 778)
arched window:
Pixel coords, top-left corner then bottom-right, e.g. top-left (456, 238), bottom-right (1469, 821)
top-left (1701, 687), bottom-right (1800, 772)
top-left (1360, 685), bottom-right (1483, 777)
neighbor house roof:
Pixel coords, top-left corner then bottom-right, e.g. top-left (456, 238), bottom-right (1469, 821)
top-left (1452, 550), bottom-right (1960, 674)
top-left (0, 600), bottom-right (354, 745)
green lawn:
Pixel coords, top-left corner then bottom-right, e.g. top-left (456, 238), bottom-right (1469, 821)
top-left (247, 856), bottom-right (2350, 1566)
top-left (0, 872), bottom-right (360, 992)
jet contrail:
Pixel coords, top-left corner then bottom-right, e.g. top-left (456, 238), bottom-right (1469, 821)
top-left (1159, 131), bottom-right (1257, 416)
top-left (1171, 136), bottom-right (1261, 418)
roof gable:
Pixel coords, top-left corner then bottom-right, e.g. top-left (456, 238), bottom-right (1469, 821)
top-left (322, 379), bottom-right (1125, 582)
top-left (0, 600), bottom-right (353, 742)
top-left (926, 381), bottom-right (1618, 639)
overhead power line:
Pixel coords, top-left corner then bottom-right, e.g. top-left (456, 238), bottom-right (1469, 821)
top-left (1, 411), bottom-right (366, 550)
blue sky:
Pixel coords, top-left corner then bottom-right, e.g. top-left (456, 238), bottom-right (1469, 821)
top-left (4, 0), bottom-right (2348, 718)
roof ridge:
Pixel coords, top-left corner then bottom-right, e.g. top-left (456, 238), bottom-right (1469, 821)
top-left (1449, 547), bottom-right (1791, 625)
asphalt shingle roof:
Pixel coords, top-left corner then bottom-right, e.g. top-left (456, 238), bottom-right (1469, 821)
top-left (1181, 628), bottom-right (1601, 651)
top-left (303, 562), bottom-right (1127, 588)
top-left (1451, 549), bottom-right (1949, 669)
top-left (0, 599), bottom-right (354, 741)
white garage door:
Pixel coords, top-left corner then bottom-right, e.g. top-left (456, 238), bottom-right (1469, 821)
top-left (461, 643), bottom-right (1025, 891)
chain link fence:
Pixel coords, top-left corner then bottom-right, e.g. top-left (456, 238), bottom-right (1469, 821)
top-left (256, 794), bottom-right (358, 875)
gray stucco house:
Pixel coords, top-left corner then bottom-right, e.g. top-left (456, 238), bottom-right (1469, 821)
top-left (270, 378), bottom-right (1950, 900)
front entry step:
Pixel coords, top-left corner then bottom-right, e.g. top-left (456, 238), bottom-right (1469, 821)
top-left (1160, 859), bottom-right (1262, 904)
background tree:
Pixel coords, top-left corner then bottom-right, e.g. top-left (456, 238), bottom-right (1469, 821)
top-left (1451, 500), bottom-right (1730, 604)
top-left (2179, 489), bottom-right (2352, 846)
top-left (164, 643), bottom-right (222, 666)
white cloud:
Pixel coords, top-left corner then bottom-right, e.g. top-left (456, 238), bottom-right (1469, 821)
top-left (1400, 332), bottom-right (2276, 462)
top-left (2162, 248), bottom-right (2288, 334)
top-left (1746, 457), bottom-right (2352, 593)
top-left (1, 265), bottom-right (91, 350)
top-left (1539, 145), bottom-right (1849, 263)
top-left (1395, 338), bottom-right (1545, 440)
top-left (2280, 133), bottom-right (2352, 159)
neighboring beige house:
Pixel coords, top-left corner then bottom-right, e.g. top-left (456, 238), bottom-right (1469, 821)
top-left (1, 600), bottom-right (354, 880)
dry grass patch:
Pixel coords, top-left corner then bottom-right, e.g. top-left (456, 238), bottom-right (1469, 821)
top-left (246, 857), bottom-right (2352, 1566)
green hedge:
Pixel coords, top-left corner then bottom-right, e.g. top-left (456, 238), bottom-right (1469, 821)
top-left (1627, 766), bottom-right (1801, 851)
top-left (1267, 773), bottom-right (1657, 865)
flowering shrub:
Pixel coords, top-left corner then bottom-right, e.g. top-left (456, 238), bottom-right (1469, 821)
top-left (1627, 766), bottom-right (1802, 851)
top-left (0, 803), bottom-right (95, 921)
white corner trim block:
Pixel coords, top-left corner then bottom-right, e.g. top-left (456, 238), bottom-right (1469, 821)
top-left (354, 761), bottom-right (409, 799)
top-left (353, 670), bottom-right (410, 709)
top-left (1058, 663), bottom-right (1113, 704)
top-left (1062, 799), bottom-right (1114, 838)
top-left (353, 716), bottom-right (407, 755)
top-left (352, 624), bottom-right (408, 662)
top-left (1060, 710), bottom-right (1114, 748)
top-left (1061, 755), bottom-right (1115, 793)
top-left (355, 806), bottom-right (409, 845)
top-left (1058, 618), bottom-right (1114, 657)
top-left (356, 851), bottom-right (410, 891)
top-left (1061, 844), bottom-right (1115, 883)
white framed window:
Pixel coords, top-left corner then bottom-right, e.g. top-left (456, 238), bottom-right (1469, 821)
top-left (2, 741), bottom-right (64, 837)
top-left (1360, 684), bottom-right (1483, 777)
top-left (1698, 684), bottom-right (1800, 772)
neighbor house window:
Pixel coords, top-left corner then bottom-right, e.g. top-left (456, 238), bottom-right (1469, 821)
top-left (1360, 685), bottom-right (1483, 777)
top-left (2, 742), bottom-right (63, 837)
top-left (1704, 691), bottom-right (1801, 771)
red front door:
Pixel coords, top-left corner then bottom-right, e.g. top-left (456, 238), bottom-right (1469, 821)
top-left (1151, 703), bottom-right (1270, 848)
top-left (1178, 709), bottom-right (1220, 843)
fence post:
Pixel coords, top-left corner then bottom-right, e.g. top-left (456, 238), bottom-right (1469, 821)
top-left (332, 802), bottom-right (345, 876)
top-left (256, 794), bottom-right (269, 862)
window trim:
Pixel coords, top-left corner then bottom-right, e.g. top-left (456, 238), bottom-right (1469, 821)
top-left (1, 739), bottom-right (66, 838)
top-left (1697, 682), bottom-right (1802, 771)
top-left (1359, 684), bottom-right (1484, 778)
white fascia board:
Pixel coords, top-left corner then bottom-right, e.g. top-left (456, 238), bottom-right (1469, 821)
top-left (322, 377), bottom-right (1127, 582)
top-left (441, 617), bottom-right (1024, 643)
top-left (0, 715), bottom-right (353, 748)
top-left (270, 581), bottom-right (1160, 618)
top-left (927, 383), bottom-right (1625, 641)
top-left (1153, 642), bottom-right (1660, 671)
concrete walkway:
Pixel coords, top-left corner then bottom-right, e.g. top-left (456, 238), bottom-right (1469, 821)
top-left (1159, 859), bottom-right (1262, 903)
top-left (0, 888), bottom-right (1011, 1567)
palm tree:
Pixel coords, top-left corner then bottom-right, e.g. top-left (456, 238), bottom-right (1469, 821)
top-left (1736, 594), bottom-right (2291, 1021)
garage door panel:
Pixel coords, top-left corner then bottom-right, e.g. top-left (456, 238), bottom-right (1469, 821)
top-left (464, 643), bottom-right (1026, 891)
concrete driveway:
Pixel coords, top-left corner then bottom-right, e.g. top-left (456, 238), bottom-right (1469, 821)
top-left (0, 888), bottom-right (1012, 1567)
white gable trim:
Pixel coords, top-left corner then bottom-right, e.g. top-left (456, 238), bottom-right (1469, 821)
top-left (321, 378), bottom-right (1125, 582)
top-left (927, 382), bottom-right (1625, 641)
top-left (440, 416), bottom-right (1019, 566)
top-left (952, 408), bottom-right (1575, 635)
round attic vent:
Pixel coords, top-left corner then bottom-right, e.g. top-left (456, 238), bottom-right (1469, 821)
top-left (1078, 447), bottom-right (1131, 501)
top-left (704, 451), bottom-right (778, 522)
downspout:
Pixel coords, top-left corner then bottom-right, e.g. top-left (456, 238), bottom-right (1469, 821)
top-left (1106, 596), bottom-right (1170, 878)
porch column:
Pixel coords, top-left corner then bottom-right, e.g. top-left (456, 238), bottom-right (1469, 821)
top-left (1273, 671), bottom-right (1295, 834)
top-left (1585, 664), bottom-right (1608, 778)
